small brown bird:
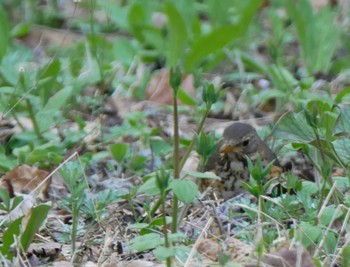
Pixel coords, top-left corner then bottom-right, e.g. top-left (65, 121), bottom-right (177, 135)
top-left (203, 122), bottom-right (280, 200)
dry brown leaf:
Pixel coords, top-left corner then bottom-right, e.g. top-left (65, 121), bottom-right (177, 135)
top-left (0, 165), bottom-right (51, 200)
top-left (146, 68), bottom-right (195, 105)
top-left (226, 237), bottom-right (254, 264)
top-left (197, 238), bottom-right (221, 261)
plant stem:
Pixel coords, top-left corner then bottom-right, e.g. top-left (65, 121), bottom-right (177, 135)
top-left (149, 109), bottom-right (210, 220)
top-left (162, 193), bottom-right (171, 267)
top-left (71, 203), bottom-right (78, 263)
top-left (171, 93), bottom-right (180, 233)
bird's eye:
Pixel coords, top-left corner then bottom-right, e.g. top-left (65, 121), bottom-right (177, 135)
top-left (242, 139), bottom-right (249, 146)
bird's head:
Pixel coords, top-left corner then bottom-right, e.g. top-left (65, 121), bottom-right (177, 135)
top-left (219, 123), bottom-right (260, 157)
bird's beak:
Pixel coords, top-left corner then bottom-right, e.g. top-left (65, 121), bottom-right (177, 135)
top-left (220, 144), bottom-right (242, 154)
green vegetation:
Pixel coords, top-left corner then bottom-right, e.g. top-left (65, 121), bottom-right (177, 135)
top-left (1, 0), bottom-right (350, 266)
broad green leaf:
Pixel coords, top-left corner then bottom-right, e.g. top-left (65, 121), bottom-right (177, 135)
top-left (138, 176), bottom-right (160, 196)
top-left (128, 223), bottom-right (149, 229)
top-left (300, 181), bottom-right (319, 195)
top-left (0, 188), bottom-right (10, 210)
top-left (341, 245), bottom-right (350, 267)
top-left (0, 6), bottom-right (10, 62)
top-left (129, 233), bottom-right (163, 251)
top-left (36, 86), bottom-right (73, 132)
top-left (285, 0), bottom-right (339, 73)
top-left (298, 222), bottom-right (322, 248)
top-left (334, 108), bottom-right (350, 134)
top-left (186, 171), bottom-right (220, 180)
top-left (110, 143), bottom-right (128, 163)
top-left (332, 138), bottom-right (350, 164)
top-left (170, 179), bottom-right (198, 204)
top-left (150, 138), bottom-right (173, 156)
top-left (113, 38), bottom-right (138, 65)
top-left (11, 22), bottom-right (31, 38)
top-left (154, 246), bottom-right (175, 260)
top-left (21, 203), bottom-right (52, 251)
top-left (274, 112), bottom-right (315, 142)
top-left (0, 217), bottom-right (22, 258)
top-left (178, 88), bottom-right (197, 106)
top-left (184, 0), bottom-right (262, 71)
top-left (333, 176), bottom-right (350, 189)
top-left (319, 205), bottom-right (343, 226)
top-left (38, 59), bottom-right (61, 79)
top-left (165, 2), bottom-right (187, 67)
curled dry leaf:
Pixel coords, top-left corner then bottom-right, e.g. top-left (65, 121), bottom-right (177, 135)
top-left (0, 165), bottom-right (51, 200)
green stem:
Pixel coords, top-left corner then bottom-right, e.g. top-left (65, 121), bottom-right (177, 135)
top-left (71, 203), bottom-right (78, 263)
top-left (162, 193), bottom-right (171, 267)
top-left (25, 99), bottom-right (43, 139)
top-left (171, 93), bottom-right (180, 233)
top-left (149, 109), bottom-right (210, 221)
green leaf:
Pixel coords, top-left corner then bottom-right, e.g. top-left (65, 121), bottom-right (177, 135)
top-left (332, 138), bottom-right (350, 164)
top-left (110, 143), bottom-right (128, 163)
top-left (36, 86), bottom-right (73, 132)
top-left (0, 188), bottom-right (10, 211)
top-left (21, 203), bottom-right (52, 252)
top-left (150, 138), bottom-right (173, 156)
top-left (154, 246), bottom-right (175, 261)
top-left (129, 233), bottom-right (163, 251)
top-left (319, 205), bottom-right (343, 226)
top-left (333, 176), bottom-right (350, 189)
top-left (0, 217), bottom-right (22, 258)
top-left (341, 245), bottom-right (350, 267)
top-left (300, 181), bottom-right (319, 195)
top-left (138, 176), bottom-right (160, 196)
top-left (274, 112), bottom-right (315, 142)
top-left (11, 22), bottom-right (31, 38)
top-left (0, 6), bottom-right (10, 63)
top-left (186, 171), bottom-right (220, 180)
top-left (285, 0), bottom-right (340, 73)
top-left (165, 2), bottom-right (187, 67)
top-left (113, 37), bottom-right (138, 65)
top-left (184, 0), bottom-right (262, 71)
top-left (178, 88), bottom-right (197, 106)
top-left (170, 179), bottom-right (198, 204)
top-left (334, 108), bottom-right (350, 134)
top-left (298, 222), bottom-right (322, 248)
top-left (128, 223), bottom-right (149, 229)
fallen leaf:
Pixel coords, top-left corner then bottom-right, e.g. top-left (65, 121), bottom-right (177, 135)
top-left (0, 165), bottom-right (51, 200)
top-left (146, 68), bottom-right (195, 105)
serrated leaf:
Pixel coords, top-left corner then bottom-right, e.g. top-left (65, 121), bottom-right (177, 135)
top-left (170, 179), bottom-right (198, 204)
top-left (274, 112), bottom-right (315, 142)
